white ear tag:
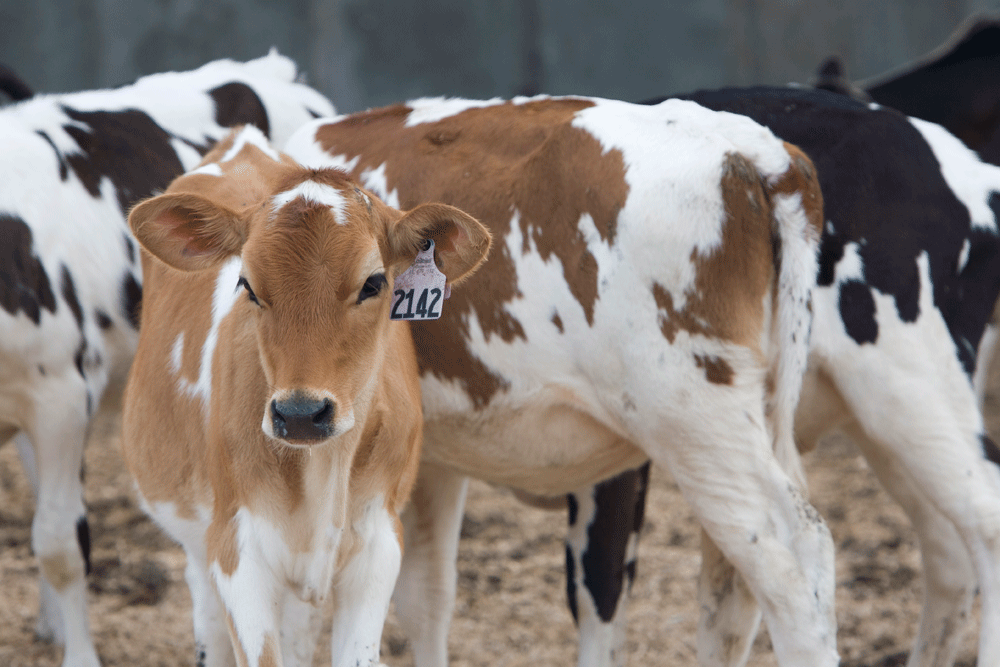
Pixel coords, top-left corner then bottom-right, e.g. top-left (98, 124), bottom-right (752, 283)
top-left (391, 239), bottom-right (447, 321)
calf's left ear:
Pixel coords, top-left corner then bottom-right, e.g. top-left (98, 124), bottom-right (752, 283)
top-left (390, 203), bottom-right (492, 285)
top-left (129, 192), bottom-right (246, 272)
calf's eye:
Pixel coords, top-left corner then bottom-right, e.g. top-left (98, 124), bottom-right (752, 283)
top-left (237, 276), bottom-right (260, 305)
top-left (358, 274), bottom-right (387, 303)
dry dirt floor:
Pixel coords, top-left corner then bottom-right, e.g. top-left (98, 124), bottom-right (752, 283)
top-left (2, 366), bottom-right (996, 666)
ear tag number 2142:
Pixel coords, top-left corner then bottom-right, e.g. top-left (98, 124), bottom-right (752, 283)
top-left (391, 239), bottom-right (449, 321)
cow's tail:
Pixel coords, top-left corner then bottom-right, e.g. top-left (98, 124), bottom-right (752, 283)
top-left (765, 143), bottom-right (824, 492)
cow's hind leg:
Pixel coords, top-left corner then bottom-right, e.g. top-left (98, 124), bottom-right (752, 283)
top-left (843, 421), bottom-right (980, 667)
top-left (566, 462), bottom-right (650, 667)
top-left (826, 352), bottom-right (1000, 667)
top-left (393, 463), bottom-right (469, 667)
top-left (19, 394), bottom-right (99, 667)
top-left (14, 432), bottom-right (67, 646)
top-left (697, 530), bottom-right (761, 667)
top-left (641, 406), bottom-right (837, 667)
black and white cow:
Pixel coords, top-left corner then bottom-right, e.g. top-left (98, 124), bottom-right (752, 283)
top-left (813, 15), bottom-right (1000, 166)
top-left (0, 52), bottom-right (333, 667)
top-left (563, 86), bottom-right (1000, 667)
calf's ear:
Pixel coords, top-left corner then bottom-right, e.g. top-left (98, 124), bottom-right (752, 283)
top-left (129, 192), bottom-right (246, 272)
top-left (390, 203), bottom-right (492, 285)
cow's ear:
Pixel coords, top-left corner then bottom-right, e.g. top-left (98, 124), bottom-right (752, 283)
top-left (389, 203), bottom-right (492, 285)
top-left (129, 192), bottom-right (247, 272)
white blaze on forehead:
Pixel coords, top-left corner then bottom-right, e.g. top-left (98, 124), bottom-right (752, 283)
top-left (272, 180), bottom-right (349, 223)
top-left (909, 116), bottom-right (1000, 232)
top-left (221, 125), bottom-right (281, 163)
top-left (403, 96), bottom-right (505, 127)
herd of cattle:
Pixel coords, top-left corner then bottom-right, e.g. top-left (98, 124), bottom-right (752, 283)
top-left (1, 14), bottom-right (999, 667)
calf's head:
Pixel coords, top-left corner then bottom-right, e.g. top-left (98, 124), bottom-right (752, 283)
top-left (129, 126), bottom-right (490, 446)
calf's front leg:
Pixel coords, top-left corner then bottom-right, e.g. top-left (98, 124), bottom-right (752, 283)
top-left (210, 534), bottom-right (285, 667)
top-left (330, 498), bottom-right (403, 667)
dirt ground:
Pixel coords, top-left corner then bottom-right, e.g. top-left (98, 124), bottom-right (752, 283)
top-left (2, 364), bottom-right (994, 666)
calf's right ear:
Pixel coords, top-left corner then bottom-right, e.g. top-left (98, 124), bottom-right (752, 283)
top-left (389, 203), bottom-right (492, 286)
top-left (128, 192), bottom-right (247, 272)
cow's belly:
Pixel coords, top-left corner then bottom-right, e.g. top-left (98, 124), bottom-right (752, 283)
top-left (421, 387), bottom-right (647, 496)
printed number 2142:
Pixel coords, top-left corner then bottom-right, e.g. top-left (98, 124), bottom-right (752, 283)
top-left (391, 287), bottom-right (443, 320)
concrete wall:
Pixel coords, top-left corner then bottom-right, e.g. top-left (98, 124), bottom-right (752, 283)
top-left (1, 0), bottom-right (998, 113)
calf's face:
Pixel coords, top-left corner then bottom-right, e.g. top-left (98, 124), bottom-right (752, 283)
top-left (129, 127), bottom-right (491, 447)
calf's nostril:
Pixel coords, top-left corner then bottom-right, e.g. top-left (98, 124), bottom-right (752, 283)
top-left (312, 398), bottom-right (334, 426)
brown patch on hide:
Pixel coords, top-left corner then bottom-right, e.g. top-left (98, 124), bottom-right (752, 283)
top-left (694, 354), bottom-right (735, 385)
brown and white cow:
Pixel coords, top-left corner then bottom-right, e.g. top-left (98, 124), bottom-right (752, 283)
top-left (121, 125), bottom-right (490, 667)
top-left (284, 96), bottom-right (835, 666)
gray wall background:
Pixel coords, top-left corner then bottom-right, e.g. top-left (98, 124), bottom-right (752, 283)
top-left (1, 0), bottom-right (998, 114)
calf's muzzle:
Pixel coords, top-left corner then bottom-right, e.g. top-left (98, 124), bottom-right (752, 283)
top-left (270, 392), bottom-right (335, 441)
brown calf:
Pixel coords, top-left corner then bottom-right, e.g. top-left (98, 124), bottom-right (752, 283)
top-left (121, 125), bottom-right (490, 667)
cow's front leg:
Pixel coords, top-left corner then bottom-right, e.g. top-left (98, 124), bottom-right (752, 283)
top-left (210, 540), bottom-right (284, 667)
top-left (185, 556), bottom-right (237, 667)
top-left (330, 499), bottom-right (403, 667)
top-left (566, 461), bottom-right (650, 667)
top-left (280, 592), bottom-right (324, 667)
top-left (18, 399), bottom-right (99, 667)
top-left (393, 463), bottom-right (469, 667)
